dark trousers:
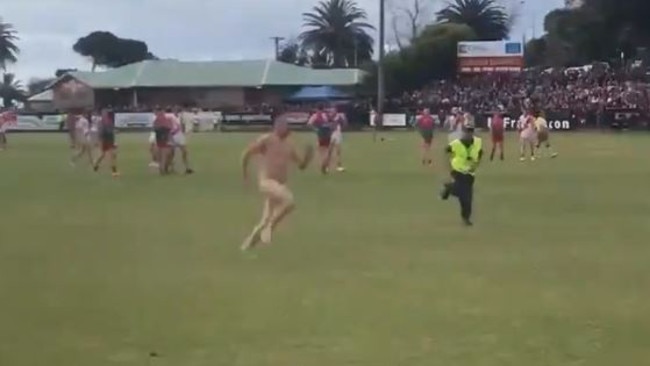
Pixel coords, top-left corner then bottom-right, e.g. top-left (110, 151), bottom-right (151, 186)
top-left (449, 171), bottom-right (475, 220)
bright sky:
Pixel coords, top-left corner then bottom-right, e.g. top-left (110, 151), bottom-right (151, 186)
top-left (4, 0), bottom-right (563, 82)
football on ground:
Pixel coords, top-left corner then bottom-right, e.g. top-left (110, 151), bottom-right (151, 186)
top-left (0, 132), bottom-right (649, 366)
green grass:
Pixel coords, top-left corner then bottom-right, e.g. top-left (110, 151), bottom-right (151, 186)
top-left (1, 131), bottom-right (649, 366)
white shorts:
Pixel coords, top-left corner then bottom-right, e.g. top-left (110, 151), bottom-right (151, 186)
top-left (330, 131), bottom-right (342, 145)
top-left (148, 132), bottom-right (155, 144)
top-left (520, 129), bottom-right (536, 142)
top-left (172, 133), bottom-right (186, 147)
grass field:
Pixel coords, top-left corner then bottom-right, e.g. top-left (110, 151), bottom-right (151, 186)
top-left (1, 131), bottom-right (649, 366)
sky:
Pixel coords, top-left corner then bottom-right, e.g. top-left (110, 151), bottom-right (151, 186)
top-left (3, 0), bottom-right (563, 83)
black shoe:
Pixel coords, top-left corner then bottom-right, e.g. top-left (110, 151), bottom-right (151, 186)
top-left (185, 168), bottom-right (194, 175)
top-left (462, 219), bottom-right (473, 226)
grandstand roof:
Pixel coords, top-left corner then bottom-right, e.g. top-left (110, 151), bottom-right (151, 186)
top-left (56, 60), bottom-right (366, 89)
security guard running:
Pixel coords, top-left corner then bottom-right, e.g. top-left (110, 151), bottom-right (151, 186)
top-left (440, 119), bottom-right (483, 226)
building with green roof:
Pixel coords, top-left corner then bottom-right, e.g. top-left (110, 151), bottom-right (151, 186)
top-left (50, 59), bottom-right (366, 109)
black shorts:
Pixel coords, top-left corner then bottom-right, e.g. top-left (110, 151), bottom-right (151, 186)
top-left (154, 128), bottom-right (170, 146)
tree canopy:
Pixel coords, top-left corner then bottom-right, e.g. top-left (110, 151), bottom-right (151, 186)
top-left (362, 0), bottom-right (510, 94)
top-left (299, 0), bottom-right (375, 68)
top-left (0, 18), bottom-right (19, 71)
top-left (73, 31), bottom-right (156, 71)
top-left (365, 23), bottom-right (476, 94)
top-left (0, 73), bottom-right (26, 107)
top-left (526, 0), bottom-right (650, 67)
top-left (436, 0), bottom-right (510, 41)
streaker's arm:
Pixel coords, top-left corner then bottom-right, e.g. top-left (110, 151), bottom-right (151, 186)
top-left (241, 134), bottom-right (267, 181)
top-left (292, 144), bottom-right (314, 171)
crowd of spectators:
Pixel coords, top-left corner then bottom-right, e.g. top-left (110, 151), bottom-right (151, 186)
top-left (386, 64), bottom-right (650, 117)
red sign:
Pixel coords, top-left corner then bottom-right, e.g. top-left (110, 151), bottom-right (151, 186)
top-left (458, 56), bottom-right (523, 73)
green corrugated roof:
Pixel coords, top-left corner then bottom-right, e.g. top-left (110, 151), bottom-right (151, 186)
top-left (60, 60), bottom-right (365, 89)
top-left (71, 63), bottom-right (144, 89)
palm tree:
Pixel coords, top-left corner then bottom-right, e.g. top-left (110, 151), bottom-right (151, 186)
top-left (300, 0), bottom-right (375, 68)
top-left (436, 0), bottom-right (510, 41)
top-left (0, 73), bottom-right (26, 107)
top-left (278, 39), bottom-right (310, 66)
top-left (0, 18), bottom-right (20, 71)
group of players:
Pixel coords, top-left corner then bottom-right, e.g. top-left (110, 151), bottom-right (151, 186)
top-left (305, 104), bottom-right (348, 174)
top-left (64, 106), bottom-right (196, 177)
top-left (411, 106), bottom-right (558, 164)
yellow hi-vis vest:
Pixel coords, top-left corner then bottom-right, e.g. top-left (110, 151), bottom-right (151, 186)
top-left (449, 137), bottom-right (482, 174)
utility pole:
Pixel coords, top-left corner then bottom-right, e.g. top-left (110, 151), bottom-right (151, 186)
top-left (375, 0), bottom-right (385, 141)
top-left (270, 36), bottom-right (285, 60)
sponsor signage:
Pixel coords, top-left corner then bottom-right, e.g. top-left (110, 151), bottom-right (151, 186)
top-left (369, 113), bottom-right (407, 127)
top-left (483, 113), bottom-right (574, 131)
top-left (221, 113), bottom-right (273, 125)
top-left (114, 113), bottom-right (155, 128)
top-left (457, 41), bottom-right (524, 73)
top-left (608, 108), bottom-right (647, 129)
top-left (194, 111), bottom-right (221, 131)
top-left (10, 114), bottom-right (65, 131)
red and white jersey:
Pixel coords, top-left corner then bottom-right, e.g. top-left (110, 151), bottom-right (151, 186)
top-left (0, 111), bottom-right (17, 132)
top-left (518, 114), bottom-right (535, 131)
top-left (309, 111), bottom-right (331, 128)
top-left (75, 116), bottom-right (90, 136)
top-left (167, 113), bottom-right (182, 135)
top-left (90, 115), bottom-right (101, 133)
top-left (331, 112), bottom-right (346, 132)
top-left (519, 113), bottom-right (536, 139)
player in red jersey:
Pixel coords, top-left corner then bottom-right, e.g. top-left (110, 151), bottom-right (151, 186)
top-left (489, 106), bottom-right (506, 161)
top-left (93, 109), bottom-right (120, 177)
top-left (153, 108), bottom-right (173, 175)
top-left (0, 109), bottom-right (17, 150)
top-left (414, 108), bottom-right (436, 165)
top-left (307, 105), bottom-right (333, 174)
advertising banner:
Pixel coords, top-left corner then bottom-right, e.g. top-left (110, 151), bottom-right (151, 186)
top-left (114, 113), bottom-right (155, 128)
top-left (221, 113), bottom-right (273, 125)
top-left (11, 114), bottom-right (65, 131)
top-left (606, 108), bottom-right (648, 130)
top-left (369, 113), bottom-right (407, 127)
top-left (194, 111), bottom-right (221, 131)
top-left (457, 41), bottom-right (524, 73)
top-left (481, 112), bottom-right (576, 131)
